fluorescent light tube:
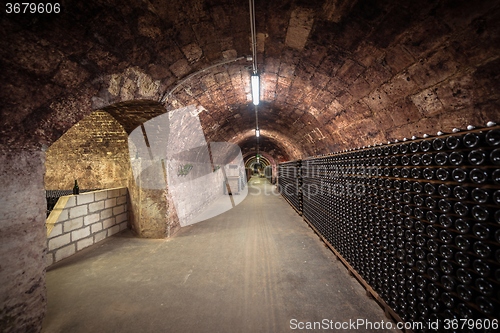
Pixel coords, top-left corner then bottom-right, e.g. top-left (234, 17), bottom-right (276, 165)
top-left (251, 75), bottom-right (260, 105)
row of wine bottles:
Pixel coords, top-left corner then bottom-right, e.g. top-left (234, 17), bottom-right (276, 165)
top-left (278, 125), bottom-right (500, 329)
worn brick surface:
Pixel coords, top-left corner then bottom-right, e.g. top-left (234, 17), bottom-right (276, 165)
top-left (1, 1), bottom-right (500, 331)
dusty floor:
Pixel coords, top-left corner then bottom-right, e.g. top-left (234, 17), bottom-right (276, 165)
top-left (42, 178), bottom-right (400, 333)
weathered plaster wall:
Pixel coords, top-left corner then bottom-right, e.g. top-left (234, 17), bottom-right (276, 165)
top-left (0, 150), bottom-right (46, 332)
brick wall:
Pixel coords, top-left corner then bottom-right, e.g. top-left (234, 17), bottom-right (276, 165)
top-left (46, 187), bottom-right (128, 266)
top-left (44, 111), bottom-right (130, 190)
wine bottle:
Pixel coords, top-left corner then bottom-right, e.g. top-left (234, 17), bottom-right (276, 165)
top-left (446, 136), bottom-right (461, 149)
top-left (472, 241), bottom-right (492, 259)
top-left (468, 149), bottom-right (486, 165)
top-left (449, 152), bottom-right (464, 165)
top-left (453, 186), bottom-right (469, 200)
top-left (471, 188), bottom-right (489, 203)
top-left (473, 259), bottom-right (491, 277)
top-left (433, 137), bottom-right (445, 151)
top-left (463, 132), bottom-right (481, 148)
top-left (73, 180), bottom-right (79, 195)
top-left (456, 268), bottom-right (473, 285)
top-left (485, 129), bottom-right (500, 146)
top-left (456, 284), bottom-right (473, 302)
top-left (490, 148), bottom-right (500, 165)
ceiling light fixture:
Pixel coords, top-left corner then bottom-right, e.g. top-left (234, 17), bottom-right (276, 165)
top-left (251, 74), bottom-right (260, 106)
top-left (255, 128), bottom-right (260, 137)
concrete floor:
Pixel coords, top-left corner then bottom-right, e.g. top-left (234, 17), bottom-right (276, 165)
top-left (42, 178), bottom-right (400, 333)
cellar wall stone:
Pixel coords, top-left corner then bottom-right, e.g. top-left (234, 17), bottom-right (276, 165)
top-left (2, 1), bottom-right (498, 160)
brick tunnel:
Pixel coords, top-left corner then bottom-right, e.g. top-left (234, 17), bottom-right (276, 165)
top-left (1, 0), bottom-right (499, 332)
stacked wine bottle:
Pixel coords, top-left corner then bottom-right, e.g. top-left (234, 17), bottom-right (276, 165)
top-left (279, 126), bottom-right (500, 327)
top-left (277, 160), bottom-right (303, 215)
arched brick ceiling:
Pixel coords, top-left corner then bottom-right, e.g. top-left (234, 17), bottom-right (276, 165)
top-left (1, 0), bottom-right (499, 161)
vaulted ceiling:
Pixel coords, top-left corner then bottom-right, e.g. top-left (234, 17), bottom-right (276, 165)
top-left (1, 0), bottom-right (499, 162)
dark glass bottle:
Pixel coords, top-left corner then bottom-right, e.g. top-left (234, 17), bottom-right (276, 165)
top-left (426, 211), bottom-right (438, 224)
top-left (435, 152), bottom-right (448, 165)
top-left (412, 167), bottom-right (421, 179)
top-left (440, 260), bottom-right (454, 275)
top-left (456, 303), bottom-right (474, 319)
top-left (422, 154), bottom-right (433, 165)
top-left (455, 251), bottom-right (471, 267)
top-left (454, 218), bottom-right (470, 234)
top-left (441, 292), bottom-right (455, 309)
top-left (438, 199), bottom-right (451, 213)
top-left (423, 168), bottom-right (434, 180)
top-left (436, 168), bottom-right (449, 181)
top-left (72, 180), bottom-right (79, 195)
top-left (473, 259), bottom-right (490, 277)
top-left (433, 138), bottom-right (445, 151)
top-left (439, 214), bottom-right (452, 228)
top-left (493, 169), bottom-right (500, 184)
top-left (421, 140), bottom-right (432, 152)
top-left (449, 152), bottom-right (464, 165)
top-left (473, 241), bottom-right (491, 259)
top-left (424, 183), bottom-right (435, 195)
top-left (425, 197), bottom-right (437, 209)
top-left (485, 129), bottom-right (500, 146)
top-left (471, 206), bottom-right (489, 222)
top-left (416, 260), bottom-right (427, 274)
top-left (471, 188), bottom-right (489, 203)
top-left (463, 132), bottom-right (481, 148)
top-left (455, 235), bottom-right (470, 251)
top-left (452, 168), bottom-right (467, 182)
top-left (416, 288), bottom-right (427, 302)
top-left (438, 230), bottom-right (453, 244)
top-left (490, 148), bottom-right (500, 165)
top-left (456, 284), bottom-right (473, 302)
top-left (453, 186), bottom-right (469, 200)
top-left (441, 275), bottom-right (456, 291)
top-left (450, 202), bottom-right (466, 220)
top-left (456, 268), bottom-right (473, 285)
top-left (446, 136), bottom-right (461, 149)
top-left (440, 245), bottom-right (453, 259)
top-left (427, 239), bottom-right (439, 253)
top-left (426, 224), bottom-right (438, 238)
top-left (470, 168), bottom-right (488, 184)
top-left (468, 150), bottom-right (486, 165)
top-left (476, 296), bottom-right (495, 315)
top-left (428, 297), bottom-right (441, 313)
top-left (401, 168), bottom-right (410, 178)
top-left (427, 252), bottom-right (439, 266)
top-left (427, 283), bottom-right (440, 297)
top-left (438, 184), bottom-right (451, 197)
top-left (410, 141), bottom-right (420, 153)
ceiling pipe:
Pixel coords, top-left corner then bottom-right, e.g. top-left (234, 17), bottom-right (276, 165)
top-left (249, 0), bottom-right (258, 75)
